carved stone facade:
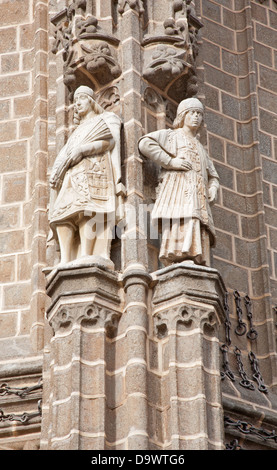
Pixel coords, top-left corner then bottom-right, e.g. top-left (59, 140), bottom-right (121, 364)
top-left (1, 0), bottom-right (277, 452)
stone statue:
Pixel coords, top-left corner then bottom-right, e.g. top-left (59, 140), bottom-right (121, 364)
top-left (48, 85), bottom-right (124, 267)
top-left (138, 97), bottom-right (219, 267)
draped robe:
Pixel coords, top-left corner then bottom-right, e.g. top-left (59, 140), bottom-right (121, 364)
top-left (49, 111), bottom-right (122, 238)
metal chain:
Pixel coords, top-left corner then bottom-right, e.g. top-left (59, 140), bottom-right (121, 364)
top-left (274, 306), bottom-right (277, 329)
top-left (0, 378), bottom-right (42, 399)
top-left (234, 347), bottom-right (255, 390)
top-left (225, 439), bottom-right (242, 450)
top-left (233, 290), bottom-right (247, 336)
top-left (220, 344), bottom-right (235, 382)
top-left (223, 291), bottom-right (232, 345)
top-left (248, 351), bottom-right (268, 394)
top-left (244, 295), bottom-right (258, 341)
top-left (0, 399), bottom-right (42, 424)
top-left (224, 416), bottom-right (277, 444)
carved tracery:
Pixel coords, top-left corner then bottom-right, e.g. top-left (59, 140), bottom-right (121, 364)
top-left (154, 304), bottom-right (218, 338)
top-left (49, 302), bottom-right (121, 337)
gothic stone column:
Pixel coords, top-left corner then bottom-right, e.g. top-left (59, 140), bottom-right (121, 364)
top-left (149, 262), bottom-right (226, 450)
top-left (120, 267), bottom-right (152, 449)
top-left (40, 263), bottom-right (121, 450)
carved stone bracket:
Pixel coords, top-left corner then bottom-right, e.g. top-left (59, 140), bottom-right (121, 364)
top-left (51, 1), bottom-right (121, 98)
top-left (81, 42), bottom-right (121, 84)
top-left (143, 45), bottom-right (194, 102)
top-left (142, 0), bottom-right (203, 103)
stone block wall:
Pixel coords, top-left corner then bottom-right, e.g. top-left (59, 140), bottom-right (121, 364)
top-left (0, 0), bottom-right (34, 357)
top-left (0, 0), bottom-right (49, 353)
top-left (195, 0), bottom-right (277, 449)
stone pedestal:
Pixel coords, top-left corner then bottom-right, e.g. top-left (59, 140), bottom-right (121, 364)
top-left (40, 262), bottom-right (121, 450)
top-left (41, 260), bottom-right (226, 450)
top-left (149, 262), bottom-right (226, 450)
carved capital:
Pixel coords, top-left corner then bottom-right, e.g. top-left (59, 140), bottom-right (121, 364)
top-left (141, 0), bottom-right (202, 102)
top-left (122, 268), bottom-right (152, 292)
top-left (143, 45), bottom-right (192, 102)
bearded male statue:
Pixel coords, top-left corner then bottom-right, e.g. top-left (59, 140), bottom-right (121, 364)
top-left (138, 97), bottom-right (219, 267)
top-left (48, 86), bottom-right (124, 267)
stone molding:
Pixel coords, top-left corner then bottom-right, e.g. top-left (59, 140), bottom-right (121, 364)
top-left (152, 262), bottom-right (226, 312)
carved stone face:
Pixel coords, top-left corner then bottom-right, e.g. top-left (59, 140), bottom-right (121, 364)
top-left (74, 92), bottom-right (94, 117)
top-left (183, 109), bottom-right (203, 130)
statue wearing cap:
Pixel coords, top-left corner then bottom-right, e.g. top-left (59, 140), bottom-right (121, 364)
top-left (138, 97), bottom-right (219, 266)
top-left (48, 85), bottom-right (124, 267)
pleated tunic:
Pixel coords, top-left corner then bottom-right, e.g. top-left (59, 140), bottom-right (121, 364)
top-left (139, 128), bottom-right (219, 265)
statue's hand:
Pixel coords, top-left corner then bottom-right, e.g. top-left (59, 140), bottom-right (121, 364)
top-left (167, 158), bottom-right (192, 171)
top-left (68, 148), bottom-right (83, 166)
top-left (208, 186), bottom-right (218, 204)
top-left (49, 172), bottom-right (59, 188)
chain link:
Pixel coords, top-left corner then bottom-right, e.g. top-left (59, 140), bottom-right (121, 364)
top-left (244, 295), bottom-right (258, 341)
top-left (223, 292), bottom-right (232, 346)
top-left (0, 378), bottom-right (42, 399)
top-left (0, 399), bottom-right (42, 424)
top-left (233, 290), bottom-right (247, 336)
top-left (234, 347), bottom-right (255, 390)
top-left (249, 351), bottom-right (268, 394)
top-left (220, 344), bottom-right (235, 382)
top-left (225, 439), bottom-right (242, 450)
top-left (225, 416), bottom-right (277, 444)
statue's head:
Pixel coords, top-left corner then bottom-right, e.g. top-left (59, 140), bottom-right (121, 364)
top-left (74, 85), bottom-right (95, 101)
top-left (73, 86), bottom-right (104, 120)
top-left (174, 97), bottom-right (204, 129)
